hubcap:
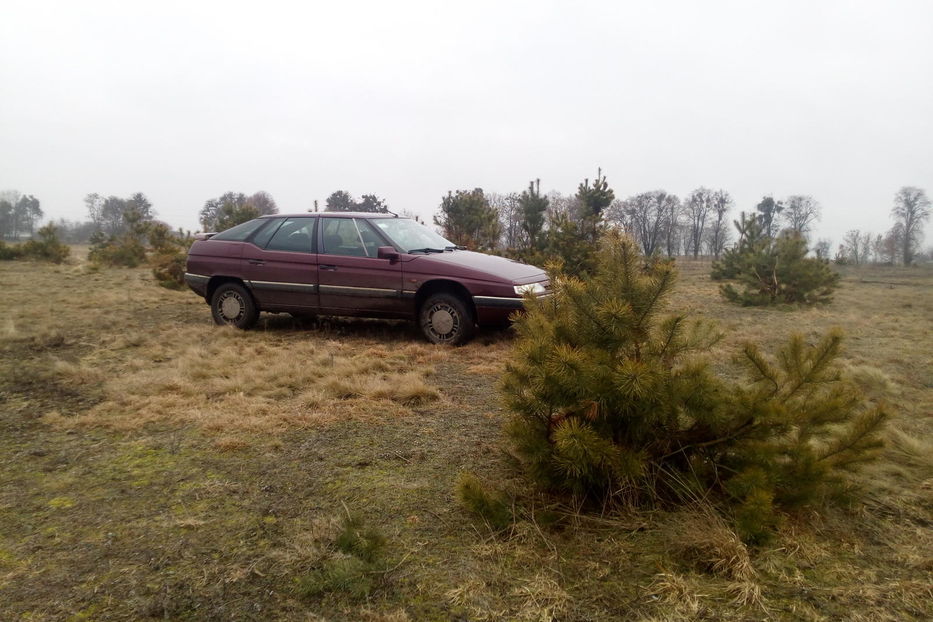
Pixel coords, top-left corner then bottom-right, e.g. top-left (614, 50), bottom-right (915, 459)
top-left (425, 302), bottom-right (460, 341)
top-left (431, 309), bottom-right (454, 334)
top-left (219, 293), bottom-right (244, 320)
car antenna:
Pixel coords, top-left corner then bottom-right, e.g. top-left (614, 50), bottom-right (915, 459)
top-left (384, 208), bottom-right (399, 218)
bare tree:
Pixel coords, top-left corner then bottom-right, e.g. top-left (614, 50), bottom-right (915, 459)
top-left (867, 232), bottom-right (899, 265)
top-left (684, 187), bottom-right (713, 258)
top-left (611, 190), bottom-right (675, 256)
top-left (813, 238), bottom-right (831, 260)
top-left (84, 193), bottom-right (104, 229)
top-left (840, 229), bottom-right (873, 265)
top-left (101, 196), bottom-right (129, 235)
top-left (891, 186), bottom-right (931, 265)
top-left (546, 191), bottom-right (580, 223)
top-left (488, 192), bottom-right (523, 249)
top-left (782, 195), bottom-right (821, 237)
top-left (663, 194), bottom-right (682, 256)
top-left (704, 189), bottom-right (733, 258)
top-left (880, 224), bottom-right (903, 265)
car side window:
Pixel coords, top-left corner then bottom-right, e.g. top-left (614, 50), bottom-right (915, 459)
top-left (355, 219), bottom-right (385, 257)
top-left (210, 218), bottom-right (267, 241)
top-left (321, 218), bottom-right (369, 257)
top-left (265, 218), bottom-right (315, 253)
top-left (251, 218), bottom-right (285, 248)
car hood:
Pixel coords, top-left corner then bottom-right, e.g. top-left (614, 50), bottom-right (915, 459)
top-left (406, 250), bottom-right (545, 283)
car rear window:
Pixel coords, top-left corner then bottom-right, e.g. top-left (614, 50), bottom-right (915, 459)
top-left (210, 218), bottom-right (267, 241)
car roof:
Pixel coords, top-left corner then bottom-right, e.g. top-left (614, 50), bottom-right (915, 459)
top-left (259, 212), bottom-right (402, 219)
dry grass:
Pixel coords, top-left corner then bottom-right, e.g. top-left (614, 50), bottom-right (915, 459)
top-left (1, 256), bottom-right (931, 621)
top-left (40, 326), bottom-right (442, 438)
top-left (665, 508), bottom-right (756, 582)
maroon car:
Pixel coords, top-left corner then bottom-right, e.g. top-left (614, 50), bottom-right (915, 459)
top-left (184, 212), bottom-right (550, 344)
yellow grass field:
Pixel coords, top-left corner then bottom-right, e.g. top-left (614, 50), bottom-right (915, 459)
top-left (1, 254), bottom-right (930, 621)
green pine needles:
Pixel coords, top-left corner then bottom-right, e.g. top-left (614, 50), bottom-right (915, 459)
top-left (712, 213), bottom-right (840, 305)
top-left (501, 232), bottom-right (886, 541)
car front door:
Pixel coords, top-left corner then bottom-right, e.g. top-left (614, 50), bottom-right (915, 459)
top-left (242, 216), bottom-right (319, 311)
top-left (317, 217), bottom-right (406, 316)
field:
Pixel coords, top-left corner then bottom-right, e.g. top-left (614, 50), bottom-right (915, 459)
top-left (1, 254), bottom-right (931, 621)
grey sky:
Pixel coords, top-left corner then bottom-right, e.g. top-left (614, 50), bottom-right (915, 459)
top-left (2, 0), bottom-right (931, 246)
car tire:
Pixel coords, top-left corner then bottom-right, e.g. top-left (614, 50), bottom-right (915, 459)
top-left (211, 282), bottom-right (259, 329)
top-left (419, 293), bottom-right (475, 345)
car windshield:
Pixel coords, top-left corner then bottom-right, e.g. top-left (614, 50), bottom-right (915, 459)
top-left (370, 218), bottom-right (457, 253)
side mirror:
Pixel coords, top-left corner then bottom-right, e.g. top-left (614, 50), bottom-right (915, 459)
top-left (377, 246), bottom-right (399, 261)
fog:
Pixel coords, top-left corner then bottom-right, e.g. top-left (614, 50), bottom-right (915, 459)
top-left (2, 0), bottom-right (931, 245)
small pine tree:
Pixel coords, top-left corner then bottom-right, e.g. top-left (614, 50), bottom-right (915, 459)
top-left (501, 232), bottom-right (885, 540)
top-left (148, 223), bottom-right (194, 289)
top-left (519, 179), bottom-right (548, 251)
top-left (456, 472), bottom-right (512, 531)
top-left (711, 212), bottom-right (767, 281)
top-left (713, 214), bottom-right (839, 305)
top-left (575, 168), bottom-right (615, 244)
top-left (541, 213), bottom-right (599, 278)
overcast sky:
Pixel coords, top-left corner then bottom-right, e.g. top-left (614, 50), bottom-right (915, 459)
top-left (2, 0), bottom-right (931, 245)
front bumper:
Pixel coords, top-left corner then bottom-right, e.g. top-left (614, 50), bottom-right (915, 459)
top-left (472, 292), bottom-right (552, 325)
top-left (472, 295), bottom-right (527, 310)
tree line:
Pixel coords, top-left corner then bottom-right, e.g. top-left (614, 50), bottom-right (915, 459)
top-left (433, 174), bottom-right (931, 267)
top-left (1, 181), bottom-right (928, 266)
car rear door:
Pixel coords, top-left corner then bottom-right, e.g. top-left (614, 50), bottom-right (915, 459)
top-left (242, 216), bottom-right (319, 311)
top-left (317, 217), bottom-right (406, 316)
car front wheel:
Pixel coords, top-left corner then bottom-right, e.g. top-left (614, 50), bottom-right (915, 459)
top-left (210, 282), bottom-right (259, 329)
top-left (419, 293), bottom-right (475, 345)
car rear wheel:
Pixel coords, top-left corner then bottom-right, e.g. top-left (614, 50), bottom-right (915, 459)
top-left (419, 293), bottom-right (474, 345)
top-left (211, 283), bottom-right (258, 329)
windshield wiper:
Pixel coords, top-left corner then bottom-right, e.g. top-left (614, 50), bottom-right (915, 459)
top-left (408, 247), bottom-right (446, 253)
top-left (445, 245), bottom-right (466, 250)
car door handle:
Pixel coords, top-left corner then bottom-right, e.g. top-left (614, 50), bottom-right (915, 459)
top-left (248, 259), bottom-right (265, 265)
top-left (319, 264), bottom-right (337, 271)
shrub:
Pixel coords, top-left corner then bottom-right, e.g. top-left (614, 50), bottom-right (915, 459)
top-left (0, 240), bottom-right (23, 260)
top-left (456, 472), bottom-right (512, 531)
top-left (713, 214), bottom-right (839, 305)
top-left (88, 214), bottom-right (193, 287)
top-left (89, 231), bottom-right (147, 267)
top-left (151, 251), bottom-right (187, 289)
top-left (335, 513), bottom-right (386, 563)
top-left (88, 206), bottom-right (154, 267)
top-left (1, 224), bottom-right (70, 263)
top-left (148, 224), bottom-right (194, 289)
top-left (297, 557), bottom-right (374, 600)
top-left (500, 232), bottom-right (886, 541)
top-left (296, 512), bottom-right (387, 601)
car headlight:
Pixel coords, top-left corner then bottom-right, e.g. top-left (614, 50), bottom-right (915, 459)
top-left (514, 282), bottom-right (546, 296)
